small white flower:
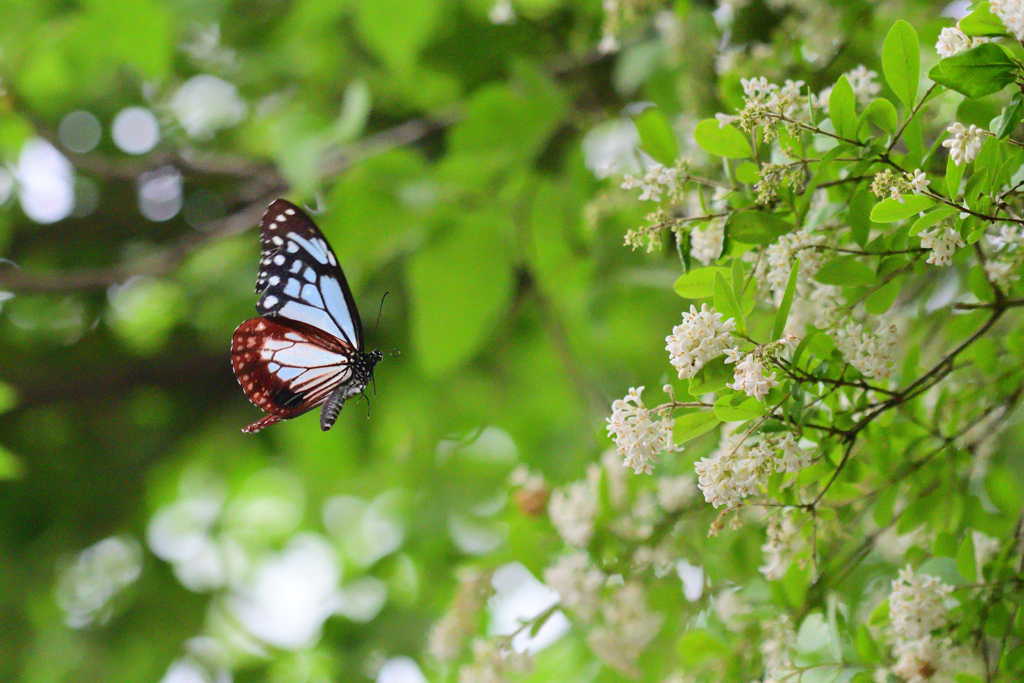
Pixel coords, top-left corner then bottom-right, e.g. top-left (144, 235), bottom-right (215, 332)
top-left (942, 122), bottom-right (986, 166)
top-left (936, 26), bottom-right (971, 57)
top-left (908, 169), bottom-right (930, 194)
top-left (666, 304), bottom-right (737, 379)
top-left (741, 76), bottom-right (776, 103)
top-left (919, 226), bottom-right (965, 266)
top-left (775, 432), bottom-right (810, 472)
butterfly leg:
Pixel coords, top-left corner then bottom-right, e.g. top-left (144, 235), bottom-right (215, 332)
top-left (242, 414), bottom-right (284, 434)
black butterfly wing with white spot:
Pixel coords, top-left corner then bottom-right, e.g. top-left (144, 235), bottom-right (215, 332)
top-left (254, 199), bottom-right (364, 350)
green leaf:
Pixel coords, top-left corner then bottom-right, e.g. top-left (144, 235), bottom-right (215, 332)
top-left (772, 259), bottom-right (800, 341)
top-left (335, 80), bottom-right (372, 143)
top-left (913, 205), bottom-right (958, 237)
top-left (959, 3), bottom-right (1008, 36)
top-left (356, 0), bottom-right (440, 71)
top-left (934, 531), bottom-right (957, 557)
top-left (869, 599), bottom-right (890, 626)
top-left (929, 44), bottom-right (1019, 99)
top-left (677, 629), bottom-right (729, 666)
top-left (634, 108), bottom-right (679, 166)
top-left (0, 446), bottom-right (22, 481)
top-left (688, 356), bottom-right (734, 396)
top-left (882, 20), bottom-right (921, 109)
top-left (855, 625), bottom-right (880, 663)
top-left (408, 214), bottom-right (515, 376)
top-left (848, 185), bottom-right (874, 247)
top-left (735, 161), bottom-right (760, 184)
top-left (946, 151), bottom-right (965, 200)
top-left (991, 92), bottom-right (1023, 139)
top-left (727, 211), bottom-right (793, 244)
top-left (957, 535), bottom-right (977, 582)
top-left (829, 75), bottom-right (858, 141)
top-left (674, 267), bottom-right (730, 299)
top-left (673, 410), bottom-right (722, 444)
top-left (870, 195), bottom-right (936, 222)
top-left (713, 392), bottom-right (766, 422)
top-left (814, 256), bottom-right (876, 286)
top-left (714, 271), bottom-right (746, 335)
top-left (0, 382), bottom-right (18, 415)
top-left (693, 119), bottom-right (753, 159)
top-left (857, 98), bottom-right (898, 136)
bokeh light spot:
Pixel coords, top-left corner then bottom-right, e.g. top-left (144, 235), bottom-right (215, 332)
top-left (58, 110), bottom-right (102, 153)
top-left (112, 107), bottom-right (160, 155)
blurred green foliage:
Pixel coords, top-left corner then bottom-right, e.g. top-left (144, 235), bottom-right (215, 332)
top-left (1, 1), bottom-right (1022, 683)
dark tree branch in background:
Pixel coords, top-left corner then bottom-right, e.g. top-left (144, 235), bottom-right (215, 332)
top-left (0, 108), bottom-right (461, 295)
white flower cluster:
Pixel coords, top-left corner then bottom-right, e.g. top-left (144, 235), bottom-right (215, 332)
top-left (988, 224), bottom-right (1021, 251)
top-left (725, 351), bottom-right (779, 401)
top-left (882, 566), bottom-right (967, 683)
top-left (845, 64), bottom-right (881, 104)
top-left (785, 281), bottom-right (845, 334)
top-left (834, 316), bottom-right (899, 382)
top-left (695, 431), bottom-right (812, 508)
top-left (585, 582), bottom-right (663, 678)
top-left (985, 225), bottom-right (1023, 288)
top-left (458, 637), bottom-right (529, 683)
top-left (543, 551), bottom-right (605, 620)
top-left (548, 476), bottom-right (600, 547)
top-left (942, 122), bottom-right (986, 166)
top-left (871, 168), bottom-right (930, 203)
top-left (760, 615), bottom-right (797, 681)
top-left (890, 635), bottom-right (976, 683)
top-left (888, 565), bottom-right (954, 641)
top-left (666, 304), bottom-right (737, 379)
top-left (606, 386), bottom-right (676, 475)
top-left (427, 568), bottom-right (494, 662)
top-left (656, 474), bottom-right (697, 511)
top-left (765, 226), bottom-right (826, 304)
top-left (919, 226), bottom-right (965, 266)
top-left (991, 0), bottom-right (1024, 40)
top-left (759, 510), bottom-right (806, 580)
top-left (690, 219), bottom-right (725, 265)
top-left (935, 26), bottom-right (991, 57)
top-left (621, 163), bottom-right (682, 202)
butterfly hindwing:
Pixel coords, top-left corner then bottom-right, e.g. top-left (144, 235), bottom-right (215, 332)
top-left (254, 199), bottom-right (364, 349)
top-left (231, 316), bottom-right (356, 433)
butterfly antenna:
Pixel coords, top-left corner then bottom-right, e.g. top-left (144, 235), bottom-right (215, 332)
top-left (375, 291), bottom-right (389, 334)
top-left (388, 347), bottom-right (401, 358)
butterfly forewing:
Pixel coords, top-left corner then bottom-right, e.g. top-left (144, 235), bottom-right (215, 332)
top-left (231, 316), bottom-right (355, 433)
top-left (254, 199), bottom-right (364, 349)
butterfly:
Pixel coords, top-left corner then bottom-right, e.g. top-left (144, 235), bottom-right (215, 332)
top-left (231, 199), bottom-right (384, 433)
